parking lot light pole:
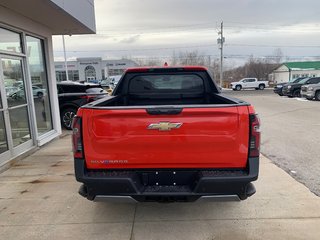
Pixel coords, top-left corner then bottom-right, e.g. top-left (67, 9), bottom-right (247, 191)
top-left (217, 21), bottom-right (225, 88)
top-left (62, 35), bottom-right (69, 81)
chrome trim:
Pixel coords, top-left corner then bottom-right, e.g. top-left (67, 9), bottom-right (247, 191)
top-left (147, 122), bottom-right (183, 131)
top-left (197, 195), bottom-right (241, 202)
top-left (94, 195), bottom-right (138, 203)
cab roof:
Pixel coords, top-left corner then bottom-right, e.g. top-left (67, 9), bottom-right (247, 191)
top-left (125, 66), bottom-right (208, 73)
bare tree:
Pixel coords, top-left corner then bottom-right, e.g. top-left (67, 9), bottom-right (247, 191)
top-left (271, 48), bottom-right (284, 64)
top-left (178, 50), bottom-right (206, 66)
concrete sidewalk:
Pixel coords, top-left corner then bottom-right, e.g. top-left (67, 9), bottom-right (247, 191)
top-left (0, 135), bottom-right (319, 240)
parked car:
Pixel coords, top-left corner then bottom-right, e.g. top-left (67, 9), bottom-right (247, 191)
top-left (301, 83), bottom-right (320, 100)
top-left (9, 85), bottom-right (46, 99)
top-left (57, 81), bottom-right (107, 129)
top-left (109, 75), bottom-right (122, 88)
top-left (273, 77), bottom-right (306, 96)
top-left (230, 78), bottom-right (269, 91)
top-left (282, 77), bottom-right (320, 98)
top-left (32, 86), bottom-right (46, 98)
top-left (73, 66), bottom-right (260, 202)
top-left (5, 86), bottom-right (20, 97)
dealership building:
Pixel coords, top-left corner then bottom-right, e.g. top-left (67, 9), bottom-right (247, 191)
top-left (0, 0), bottom-right (96, 168)
top-left (272, 61), bottom-right (320, 83)
top-left (54, 58), bottom-right (138, 82)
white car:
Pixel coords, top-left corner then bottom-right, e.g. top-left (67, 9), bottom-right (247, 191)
top-left (230, 78), bottom-right (269, 91)
top-left (5, 86), bottom-right (20, 97)
top-left (109, 75), bottom-right (122, 87)
top-left (32, 86), bottom-right (46, 98)
top-left (9, 85), bottom-right (46, 99)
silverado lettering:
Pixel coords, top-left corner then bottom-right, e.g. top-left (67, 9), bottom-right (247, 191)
top-left (72, 66), bottom-right (260, 202)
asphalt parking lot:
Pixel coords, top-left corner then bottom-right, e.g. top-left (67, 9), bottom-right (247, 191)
top-left (224, 89), bottom-right (320, 196)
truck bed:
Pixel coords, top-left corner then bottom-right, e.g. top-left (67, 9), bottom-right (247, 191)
top-left (73, 66), bottom-right (260, 202)
top-left (88, 92), bottom-right (244, 107)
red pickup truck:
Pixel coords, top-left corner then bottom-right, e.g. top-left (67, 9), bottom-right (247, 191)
top-left (72, 66), bottom-right (260, 202)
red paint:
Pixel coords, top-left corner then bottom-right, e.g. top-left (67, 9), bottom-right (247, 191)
top-left (77, 106), bottom-right (251, 170)
top-left (125, 66), bottom-right (208, 73)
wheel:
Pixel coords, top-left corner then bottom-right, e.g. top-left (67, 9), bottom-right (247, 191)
top-left (278, 93), bottom-right (284, 96)
top-left (61, 108), bottom-right (77, 130)
top-left (259, 84), bottom-right (265, 90)
top-left (235, 85), bottom-right (242, 91)
top-left (37, 92), bottom-right (43, 98)
top-left (315, 91), bottom-right (320, 101)
top-left (293, 89), bottom-right (301, 98)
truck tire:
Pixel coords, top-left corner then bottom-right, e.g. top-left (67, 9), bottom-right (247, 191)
top-left (236, 85), bottom-right (242, 91)
top-left (61, 108), bottom-right (77, 130)
top-left (37, 92), bottom-right (43, 98)
top-left (258, 84), bottom-right (265, 90)
top-left (315, 91), bottom-right (320, 101)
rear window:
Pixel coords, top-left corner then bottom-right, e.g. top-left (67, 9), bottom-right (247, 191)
top-left (307, 78), bottom-right (320, 84)
top-left (58, 84), bottom-right (86, 93)
top-left (128, 74), bottom-right (204, 93)
top-left (58, 84), bottom-right (103, 93)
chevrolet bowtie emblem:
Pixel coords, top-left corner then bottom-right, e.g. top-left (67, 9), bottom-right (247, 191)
top-left (147, 122), bottom-right (183, 131)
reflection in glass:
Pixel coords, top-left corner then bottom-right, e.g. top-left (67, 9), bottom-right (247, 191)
top-left (0, 112), bottom-right (8, 154)
top-left (0, 88), bottom-right (2, 109)
top-left (0, 27), bottom-right (22, 53)
top-left (2, 59), bottom-right (27, 107)
top-left (9, 107), bottom-right (31, 147)
top-left (26, 36), bottom-right (53, 135)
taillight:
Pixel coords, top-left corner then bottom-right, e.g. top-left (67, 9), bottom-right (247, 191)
top-left (249, 114), bottom-right (261, 157)
top-left (72, 116), bottom-right (84, 158)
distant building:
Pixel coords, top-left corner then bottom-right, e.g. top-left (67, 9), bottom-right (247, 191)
top-left (272, 61), bottom-right (320, 83)
top-left (54, 58), bottom-right (138, 82)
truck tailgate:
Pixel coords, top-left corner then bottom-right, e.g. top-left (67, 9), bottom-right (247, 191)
top-left (81, 106), bottom-right (250, 169)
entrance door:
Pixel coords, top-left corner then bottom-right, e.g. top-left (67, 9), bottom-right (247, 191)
top-left (0, 56), bottom-right (33, 165)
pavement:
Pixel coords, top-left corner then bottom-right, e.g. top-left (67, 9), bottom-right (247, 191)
top-left (0, 134), bottom-right (320, 239)
top-left (225, 89), bottom-right (320, 196)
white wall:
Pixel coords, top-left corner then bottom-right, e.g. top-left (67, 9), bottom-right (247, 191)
top-left (50, 0), bottom-right (96, 33)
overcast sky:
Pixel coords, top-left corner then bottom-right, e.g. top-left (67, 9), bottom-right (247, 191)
top-left (53, 0), bottom-right (320, 66)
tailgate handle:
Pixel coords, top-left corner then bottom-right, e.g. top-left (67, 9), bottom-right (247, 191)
top-left (146, 108), bottom-right (183, 115)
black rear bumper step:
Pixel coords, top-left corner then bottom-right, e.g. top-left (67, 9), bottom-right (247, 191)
top-left (75, 157), bottom-right (259, 202)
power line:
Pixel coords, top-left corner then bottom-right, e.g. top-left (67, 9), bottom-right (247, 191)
top-left (53, 44), bottom-right (217, 53)
top-left (54, 42), bottom-right (320, 54)
top-left (91, 22), bottom-right (320, 36)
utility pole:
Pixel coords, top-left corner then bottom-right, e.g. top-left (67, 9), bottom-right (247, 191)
top-left (217, 21), bottom-right (225, 88)
top-left (62, 35), bottom-right (69, 81)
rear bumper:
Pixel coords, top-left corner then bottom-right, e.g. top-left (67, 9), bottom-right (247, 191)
top-left (74, 158), bottom-right (259, 202)
top-left (301, 90), bottom-right (314, 99)
top-left (282, 89), bottom-right (295, 97)
top-left (273, 87), bottom-right (283, 94)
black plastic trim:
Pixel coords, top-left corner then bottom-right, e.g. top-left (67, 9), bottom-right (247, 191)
top-left (74, 157), bottom-right (259, 202)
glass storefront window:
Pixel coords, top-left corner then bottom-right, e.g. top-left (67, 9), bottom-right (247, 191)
top-left (1, 58), bottom-right (32, 148)
top-left (9, 106), bottom-right (31, 147)
top-left (0, 112), bottom-right (8, 154)
top-left (0, 28), bottom-right (22, 53)
top-left (26, 36), bottom-right (53, 135)
top-left (2, 59), bottom-right (27, 107)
